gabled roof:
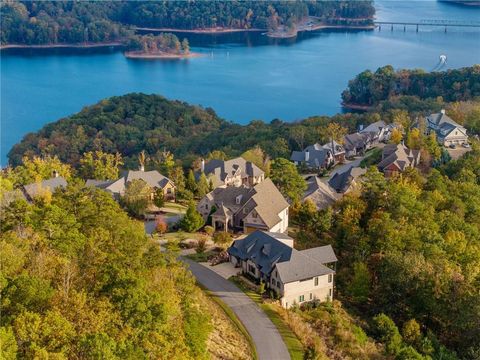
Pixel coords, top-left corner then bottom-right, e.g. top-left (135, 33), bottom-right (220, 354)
top-left (203, 157), bottom-right (264, 184)
top-left (322, 140), bottom-right (345, 154)
top-left (228, 231), bottom-right (336, 283)
top-left (344, 133), bottom-right (369, 150)
top-left (125, 170), bottom-right (173, 189)
top-left (328, 166), bottom-right (365, 193)
top-left (242, 178), bottom-right (289, 228)
top-left (23, 176), bottom-right (67, 200)
top-left (427, 112), bottom-right (459, 127)
top-left (87, 170), bottom-right (173, 195)
top-left (290, 146), bottom-right (331, 168)
top-left (303, 177), bottom-right (338, 210)
top-left (378, 144), bottom-right (420, 172)
top-left (360, 120), bottom-right (387, 135)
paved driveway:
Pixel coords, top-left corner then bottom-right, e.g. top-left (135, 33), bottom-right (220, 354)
top-left (183, 258), bottom-right (290, 360)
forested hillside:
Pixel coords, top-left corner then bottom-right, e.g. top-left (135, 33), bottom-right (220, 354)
top-left (0, 0), bottom-right (374, 46)
top-left (342, 65), bottom-right (480, 107)
top-left (0, 182), bottom-right (213, 359)
top-left (293, 150), bottom-right (480, 359)
top-left (6, 93), bottom-right (387, 168)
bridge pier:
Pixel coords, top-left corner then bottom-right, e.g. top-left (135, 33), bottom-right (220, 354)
top-left (404, 25), bottom-right (406, 32)
top-left (416, 24), bottom-right (419, 32)
top-left (445, 26), bottom-right (447, 33)
top-left (391, 24), bottom-right (393, 31)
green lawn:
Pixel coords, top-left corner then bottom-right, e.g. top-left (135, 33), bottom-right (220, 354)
top-left (163, 202), bottom-right (187, 213)
top-left (230, 276), bottom-right (304, 360)
top-left (185, 250), bottom-right (218, 263)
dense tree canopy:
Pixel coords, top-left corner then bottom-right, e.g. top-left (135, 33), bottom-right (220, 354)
top-left (328, 151), bottom-right (480, 358)
top-left (0, 182), bottom-right (212, 359)
top-left (342, 65), bottom-right (480, 107)
top-left (7, 93), bottom-right (391, 169)
top-left (1, 1), bottom-right (374, 45)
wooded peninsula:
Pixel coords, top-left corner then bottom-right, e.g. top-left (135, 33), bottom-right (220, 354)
top-left (0, 1), bottom-right (375, 47)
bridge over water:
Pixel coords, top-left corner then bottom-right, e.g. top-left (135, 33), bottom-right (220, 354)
top-left (375, 19), bottom-right (480, 32)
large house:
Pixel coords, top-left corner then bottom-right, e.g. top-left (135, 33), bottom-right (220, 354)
top-left (228, 231), bottom-right (337, 308)
top-left (290, 144), bottom-right (334, 170)
top-left (200, 157), bottom-right (265, 188)
top-left (343, 133), bottom-right (371, 158)
top-left (2, 172), bottom-right (67, 206)
top-left (377, 143), bottom-right (420, 177)
top-left (426, 110), bottom-right (468, 147)
top-left (86, 168), bottom-right (176, 201)
top-left (197, 178), bottom-right (289, 233)
top-left (328, 165), bottom-right (366, 194)
top-left (321, 140), bottom-right (346, 164)
top-left (360, 120), bottom-right (392, 144)
top-left (303, 176), bottom-right (338, 210)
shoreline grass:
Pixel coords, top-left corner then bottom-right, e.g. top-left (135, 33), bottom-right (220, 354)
top-left (197, 283), bottom-right (258, 360)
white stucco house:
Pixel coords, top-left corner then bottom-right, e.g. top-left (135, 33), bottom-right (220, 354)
top-left (197, 178), bottom-right (289, 233)
top-left (228, 231), bottom-right (337, 308)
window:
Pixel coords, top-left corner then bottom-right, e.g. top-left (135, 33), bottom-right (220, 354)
top-left (277, 280), bottom-right (281, 288)
top-left (248, 264), bottom-right (256, 274)
top-left (167, 188), bottom-right (172, 194)
top-left (205, 204), bottom-right (209, 210)
top-left (314, 277), bottom-right (318, 286)
top-left (252, 211), bottom-right (258, 218)
top-left (309, 293), bottom-right (313, 300)
top-left (271, 278), bottom-right (275, 285)
top-left (328, 274), bottom-right (333, 283)
top-left (329, 288), bottom-right (333, 298)
top-left (299, 295), bottom-right (304, 302)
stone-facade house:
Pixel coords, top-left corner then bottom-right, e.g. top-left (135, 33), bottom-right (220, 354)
top-left (377, 143), bottom-right (420, 177)
top-left (321, 140), bottom-right (346, 164)
top-left (426, 110), bottom-right (468, 147)
top-left (200, 157), bottom-right (265, 188)
top-left (228, 231), bottom-right (337, 308)
top-left (197, 178), bottom-right (289, 233)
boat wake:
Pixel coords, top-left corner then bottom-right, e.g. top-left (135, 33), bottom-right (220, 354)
top-left (432, 54), bottom-right (447, 71)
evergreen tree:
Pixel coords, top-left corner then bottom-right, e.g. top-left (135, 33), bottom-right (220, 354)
top-left (179, 202), bottom-right (204, 232)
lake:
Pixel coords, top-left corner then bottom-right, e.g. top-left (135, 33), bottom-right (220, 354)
top-left (1, 1), bottom-right (479, 164)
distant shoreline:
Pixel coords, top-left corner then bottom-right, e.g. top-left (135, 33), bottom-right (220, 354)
top-left (0, 42), bottom-right (124, 50)
top-left (124, 51), bottom-right (203, 59)
top-left (134, 26), bottom-right (264, 34)
top-left (341, 102), bottom-right (372, 111)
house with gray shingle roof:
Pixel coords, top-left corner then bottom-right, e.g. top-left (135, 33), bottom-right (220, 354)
top-left (328, 165), bottom-right (366, 194)
top-left (303, 176), bottom-right (338, 210)
top-left (290, 144), bottom-right (334, 171)
top-left (197, 178), bottom-right (289, 233)
top-left (200, 157), bottom-right (265, 188)
top-left (360, 120), bottom-right (392, 143)
top-left (86, 169), bottom-right (176, 200)
top-left (377, 143), bottom-right (420, 177)
top-left (426, 110), bottom-right (468, 147)
top-left (2, 173), bottom-right (67, 206)
top-left (343, 133), bottom-right (371, 158)
top-left (228, 231), bottom-right (337, 308)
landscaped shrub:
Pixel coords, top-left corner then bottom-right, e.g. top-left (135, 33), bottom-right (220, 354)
top-left (155, 215), bottom-right (168, 234)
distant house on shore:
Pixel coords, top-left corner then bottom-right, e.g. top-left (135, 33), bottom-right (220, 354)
top-left (197, 178), bottom-right (289, 233)
top-left (328, 165), bottom-right (366, 194)
top-left (290, 144), bottom-right (334, 171)
top-left (377, 143), bottom-right (420, 177)
top-left (303, 176), bottom-right (338, 210)
top-left (86, 168), bottom-right (175, 201)
top-left (199, 157), bottom-right (265, 188)
top-left (228, 231), bottom-right (337, 308)
top-left (426, 110), bottom-right (468, 147)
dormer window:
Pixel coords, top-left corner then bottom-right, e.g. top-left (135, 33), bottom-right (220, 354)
top-left (236, 195), bottom-right (243, 204)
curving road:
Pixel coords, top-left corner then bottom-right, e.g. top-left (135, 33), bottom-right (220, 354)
top-left (183, 259), bottom-right (290, 360)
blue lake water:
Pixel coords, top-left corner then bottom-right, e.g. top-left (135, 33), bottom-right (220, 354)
top-left (1, 1), bottom-right (480, 164)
